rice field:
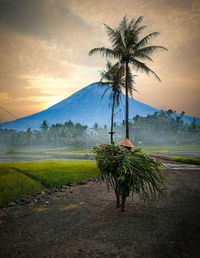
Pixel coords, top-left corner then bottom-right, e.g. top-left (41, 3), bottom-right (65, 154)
top-left (0, 159), bottom-right (100, 207)
top-left (0, 165), bottom-right (44, 207)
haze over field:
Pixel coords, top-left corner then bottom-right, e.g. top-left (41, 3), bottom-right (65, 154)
top-left (0, 0), bottom-right (200, 123)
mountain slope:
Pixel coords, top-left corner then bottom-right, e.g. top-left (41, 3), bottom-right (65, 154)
top-left (1, 83), bottom-right (198, 130)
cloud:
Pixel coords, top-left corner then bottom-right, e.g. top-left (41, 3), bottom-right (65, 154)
top-left (0, 0), bottom-right (200, 121)
top-left (0, 0), bottom-right (96, 46)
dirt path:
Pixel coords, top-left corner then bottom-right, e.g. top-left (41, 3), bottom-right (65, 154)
top-left (0, 167), bottom-right (200, 258)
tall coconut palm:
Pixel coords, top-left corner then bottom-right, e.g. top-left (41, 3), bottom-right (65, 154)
top-left (89, 16), bottom-right (167, 139)
top-left (99, 61), bottom-right (124, 144)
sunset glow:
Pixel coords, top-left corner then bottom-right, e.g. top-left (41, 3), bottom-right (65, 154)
top-left (0, 0), bottom-right (200, 122)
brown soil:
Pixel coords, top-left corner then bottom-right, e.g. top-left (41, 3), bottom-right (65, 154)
top-left (0, 166), bottom-right (200, 258)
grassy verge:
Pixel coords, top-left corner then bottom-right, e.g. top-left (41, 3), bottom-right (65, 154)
top-left (169, 156), bottom-right (200, 165)
top-left (0, 160), bottom-right (100, 207)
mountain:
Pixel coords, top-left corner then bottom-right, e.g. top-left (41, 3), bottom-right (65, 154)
top-left (1, 82), bottom-right (199, 130)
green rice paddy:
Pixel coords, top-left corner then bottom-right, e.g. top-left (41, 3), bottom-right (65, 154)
top-left (0, 159), bottom-right (100, 207)
top-left (0, 166), bottom-right (44, 207)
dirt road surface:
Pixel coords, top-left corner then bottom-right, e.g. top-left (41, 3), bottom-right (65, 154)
top-left (0, 165), bottom-right (200, 258)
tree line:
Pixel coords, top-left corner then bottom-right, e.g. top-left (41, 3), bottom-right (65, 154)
top-left (116, 110), bottom-right (200, 145)
top-left (0, 111), bottom-right (199, 149)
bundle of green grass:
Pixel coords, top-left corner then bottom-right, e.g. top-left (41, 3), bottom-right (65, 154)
top-left (94, 144), bottom-right (166, 211)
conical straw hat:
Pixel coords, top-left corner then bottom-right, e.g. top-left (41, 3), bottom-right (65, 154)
top-left (117, 138), bottom-right (134, 148)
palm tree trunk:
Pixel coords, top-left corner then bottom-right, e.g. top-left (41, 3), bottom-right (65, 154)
top-left (110, 94), bottom-right (116, 144)
top-left (125, 61), bottom-right (129, 139)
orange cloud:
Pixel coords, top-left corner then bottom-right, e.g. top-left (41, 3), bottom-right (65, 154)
top-left (0, 0), bottom-right (200, 122)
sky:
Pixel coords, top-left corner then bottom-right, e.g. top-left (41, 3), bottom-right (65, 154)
top-left (0, 0), bottom-right (200, 123)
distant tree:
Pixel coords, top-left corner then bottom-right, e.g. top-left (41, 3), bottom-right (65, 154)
top-left (40, 120), bottom-right (48, 132)
top-left (26, 128), bottom-right (33, 146)
top-left (64, 120), bottom-right (74, 128)
top-left (190, 118), bottom-right (198, 133)
top-left (93, 123), bottom-right (99, 130)
top-left (181, 111), bottom-right (185, 117)
top-left (51, 124), bottom-right (62, 147)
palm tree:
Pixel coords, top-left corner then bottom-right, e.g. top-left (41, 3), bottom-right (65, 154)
top-left (98, 61), bottom-right (124, 144)
top-left (40, 120), bottom-right (48, 132)
top-left (89, 16), bottom-right (167, 139)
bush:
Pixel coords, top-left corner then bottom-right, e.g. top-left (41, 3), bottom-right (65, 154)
top-left (94, 144), bottom-right (166, 211)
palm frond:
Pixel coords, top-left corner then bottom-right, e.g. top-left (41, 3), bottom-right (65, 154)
top-left (89, 47), bottom-right (116, 58)
top-left (104, 24), bottom-right (124, 48)
top-left (134, 45), bottom-right (168, 57)
top-left (113, 30), bottom-right (126, 48)
top-left (134, 25), bottom-right (147, 34)
top-left (132, 16), bottom-right (144, 30)
top-left (131, 58), bottom-right (161, 81)
top-left (118, 16), bottom-right (128, 32)
top-left (131, 52), bottom-right (153, 62)
top-left (135, 32), bottom-right (160, 49)
top-left (124, 29), bottom-right (138, 49)
top-left (127, 17), bottom-right (135, 30)
top-left (98, 81), bottom-right (111, 87)
top-left (126, 66), bottom-right (137, 97)
top-left (101, 87), bottom-right (110, 100)
top-left (99, 61), bottom-right (124, 104)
